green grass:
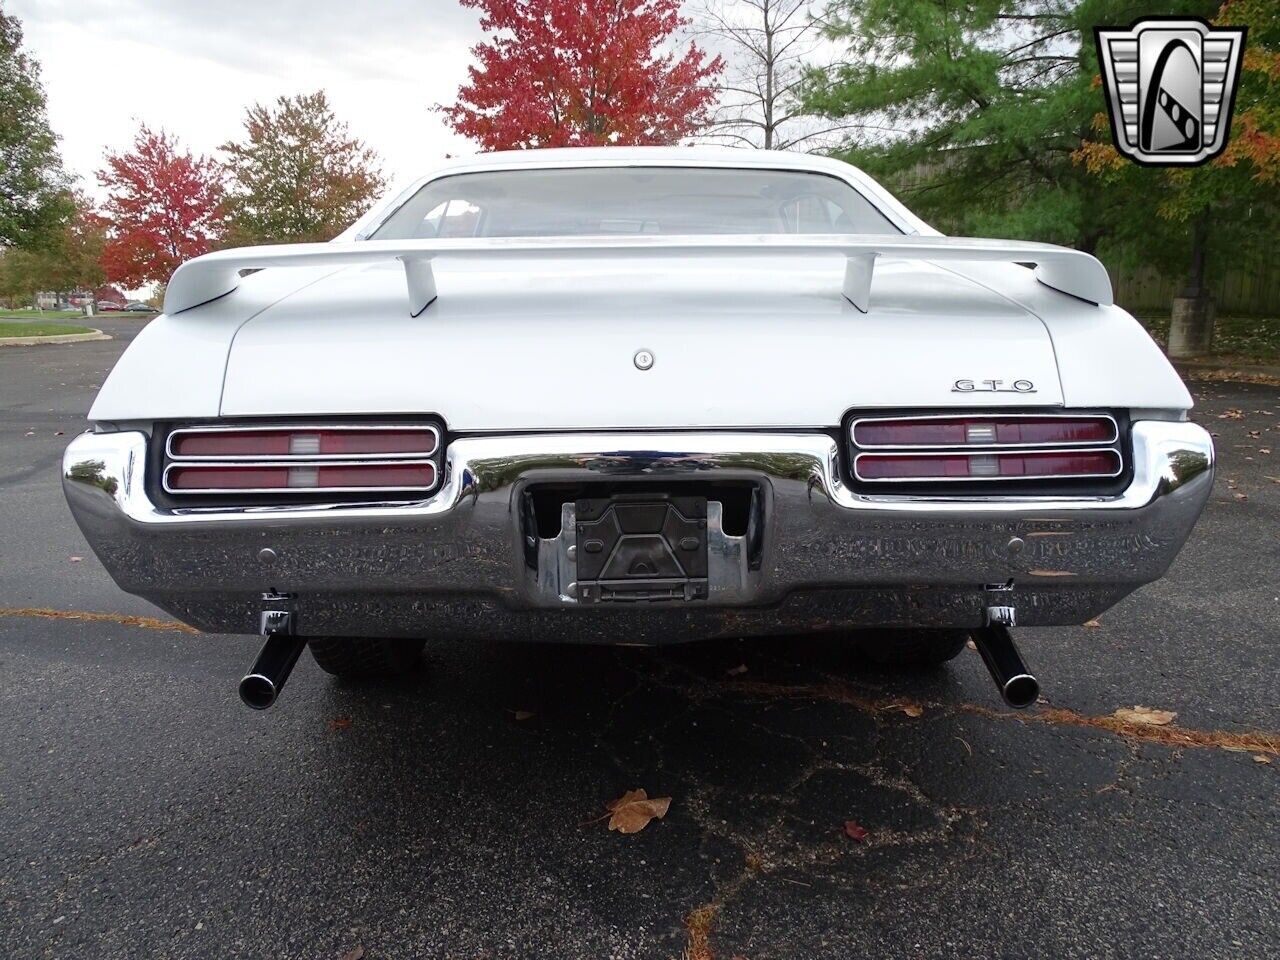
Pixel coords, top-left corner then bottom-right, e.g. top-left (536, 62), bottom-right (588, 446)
top-left (0, 320), bottom-right (94, 338)
top-left (0, 309), bottom-right (86, 320)
top-left (1138, 315), bottom-right (1280, 364)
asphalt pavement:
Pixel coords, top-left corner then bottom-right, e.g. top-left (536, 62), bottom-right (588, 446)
top-left (1, 318), bottom-right (1277, 959)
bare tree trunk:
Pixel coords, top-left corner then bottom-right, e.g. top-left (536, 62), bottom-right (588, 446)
top-left (1167, 212), bottom-right (1214, 358)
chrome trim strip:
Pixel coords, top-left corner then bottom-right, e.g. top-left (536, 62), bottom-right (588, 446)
top-left (850, 412), bottom-right (1120, 450)
top-left (165, 423), bottom-right (440, 461)
top-left (852, 448), bottom-right (1124, 483)
top-left (161, 459), bottom-right (440, 495)
top-left (70, 421), bottom-right (1210, 523)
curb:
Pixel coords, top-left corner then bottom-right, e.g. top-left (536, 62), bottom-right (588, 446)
top-left (1173, 359), bottom-right (1280, 387)
top-left (0, 329), bottom-right (112, 347)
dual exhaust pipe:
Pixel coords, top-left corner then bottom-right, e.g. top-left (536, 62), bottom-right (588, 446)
top-left (235, 600), bottom-right (1039, 712)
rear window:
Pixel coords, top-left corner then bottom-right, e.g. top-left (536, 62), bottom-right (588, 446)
top-left (369, 167), bottom-right (901, 240)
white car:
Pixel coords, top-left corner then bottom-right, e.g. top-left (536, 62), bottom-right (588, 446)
top-left (63, 147), bottom-right (1213, 710)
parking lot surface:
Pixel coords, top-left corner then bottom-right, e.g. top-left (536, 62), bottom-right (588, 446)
top-left (1, 320), bottom-right (1277, 959)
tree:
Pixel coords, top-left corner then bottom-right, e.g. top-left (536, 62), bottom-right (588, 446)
top-left (97, 125), bottom-right (225, 288)
top-left (695, 0), bottom-right (844, 150)
top-left (441, 0), bottom-right (723, 150)
top-left (1076, 0), bottom-right (1278, 356)
top-left (801, 0), bottom-right (1220, 253)
top-left (0, 3), bottom-right (73, 249)
top-left (0, 193), bottom-right (104, 304)
top-left (221, 91), bottom-right (386, 244)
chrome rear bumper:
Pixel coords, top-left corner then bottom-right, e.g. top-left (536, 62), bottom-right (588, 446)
top-left (63, 423), bottom-right (1213, 640)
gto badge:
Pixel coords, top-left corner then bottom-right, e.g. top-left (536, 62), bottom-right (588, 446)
top-left (952, 379), bottom-right (1036, 394)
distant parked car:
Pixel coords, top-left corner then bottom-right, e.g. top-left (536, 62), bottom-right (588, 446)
top-left (96, 301), bottom-right (125, 311)
top-left (124, 301), bottom-right (154, 313)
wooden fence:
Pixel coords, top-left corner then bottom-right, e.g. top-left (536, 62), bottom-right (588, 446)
top-left (1112, 260), bottom-right (1280, 317)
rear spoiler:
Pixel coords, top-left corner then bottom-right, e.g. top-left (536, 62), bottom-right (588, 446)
top-left (163, 234), bottom-right (1113, 316)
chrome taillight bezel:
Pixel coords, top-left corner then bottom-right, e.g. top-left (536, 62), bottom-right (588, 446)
top-left (843, 408), bottom-right (1130, 492)
top-left (155, 418), bottom-right (446, 504)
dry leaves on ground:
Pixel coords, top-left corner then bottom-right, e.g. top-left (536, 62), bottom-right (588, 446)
top-left (340, 947), bottom-right (365, 960)
top-left (843, 820), bottom-right (869, 842)
top-left (1113, 705), bottom-right (1177, 726)
top-left (327, 717), bottom-right (352, 732)
top-left (1083, 619), bottom-right (1102, 629)
top-left (885, 702), bottom-right (923, 718)
top-left (607, 789), bottom-right (671, 834)
top-left (725, 663), bottom-right (749, 677)
top-left (511, 709), bottom-right (535, 721)
top-left (1218, 408), bottom-right (1245, 420)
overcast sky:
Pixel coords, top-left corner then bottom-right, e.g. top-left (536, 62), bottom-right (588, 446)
top-left (12, 0), bottom-right (488, 198)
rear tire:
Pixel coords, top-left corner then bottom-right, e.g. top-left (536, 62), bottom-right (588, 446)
top-left (845, 629), bottom-right (969, 671)
top-left (308, 637), bottom-right (426, 679)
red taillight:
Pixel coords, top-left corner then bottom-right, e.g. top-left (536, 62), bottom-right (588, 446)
top-left (855, 450), bottom-right (1121, 482)
top-left (169, 427), bottom-right (438, 459)
top-left (852, 416), bottom-right (1116, 448)
top-left (165, 461), bottom-right (437, 492)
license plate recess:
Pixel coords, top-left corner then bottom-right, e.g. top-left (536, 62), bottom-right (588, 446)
top-left (574, 495), bottom-right (709, 603)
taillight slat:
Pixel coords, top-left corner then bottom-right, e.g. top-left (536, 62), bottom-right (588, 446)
top-left (852, 415), bottom-right (1116, 449)
top-left (168, 426), bottom-right (439, 459)
top-left (854, 450), bottom-right (1122, 482)
top-left (165, 461), bottom-right (438, 493)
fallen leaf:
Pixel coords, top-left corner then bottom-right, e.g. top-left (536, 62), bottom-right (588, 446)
top-left (886, 702), bottom-right (923, 718)
top-left (1083, 619), bottom-right (1102, 629)
top-left (725, 663), bottom-right (749, 677)
top-left (54, 430), bottom-right (64, 436)
top-left (1234, 492), bottom-right (1249, 501)
top-left (512, 710), bottom-right (535, 721)
top-left (843, 820), bottom-right (869, 842)
top-left (24, 431), bottom-right (35, 437)
top-left (327, 717), bottom-right (352, 732)
top-left (1218, 408), bottom-right (1245, 419)
top-left (340, 947), bottom-right (365, 960)
top-left (68, 556), bottom-right (83, 562)
top-left (607, 789), bottom-right (671, 834)
top-left (1113, 705), bottom-right (1177, 726)
top-left (1254, 755), bottom-right (1272, 764)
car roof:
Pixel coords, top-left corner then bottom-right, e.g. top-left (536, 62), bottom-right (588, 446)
top-left (341, 146), bottom-right (936, 240)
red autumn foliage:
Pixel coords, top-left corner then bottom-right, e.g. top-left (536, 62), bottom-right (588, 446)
top-left (441, 0), bottom-right (723, 150)
top-left (97, 125), bottom-right (225, 288)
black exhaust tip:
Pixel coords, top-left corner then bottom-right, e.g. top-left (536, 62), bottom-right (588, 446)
top-left (971, 625), bottom-right (1040, 709)
top-left (239, 633), bottom-right (307, 710)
